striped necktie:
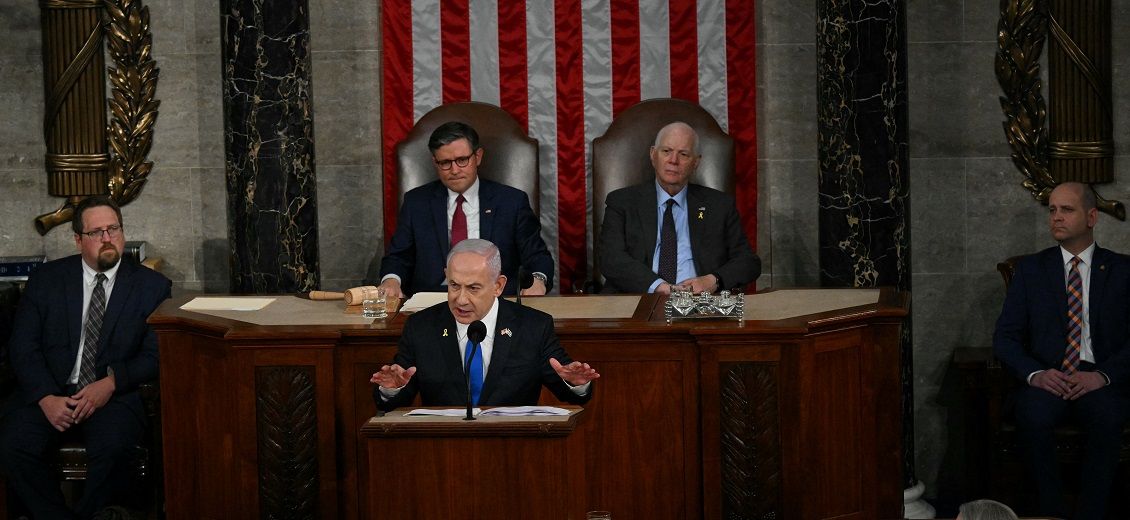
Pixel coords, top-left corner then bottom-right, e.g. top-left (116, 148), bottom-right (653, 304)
top-left (78, 273), bottom-right (107, 388)
top-left (658, 199), bottom-right (677, 284)
top-left (1062, 256), bottom-right (1083, 374)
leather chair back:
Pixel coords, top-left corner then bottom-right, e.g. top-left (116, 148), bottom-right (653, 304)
top-left (590, 98), bottom-right (735, 286)
top-left (395, 102), bottom-right (540, 215)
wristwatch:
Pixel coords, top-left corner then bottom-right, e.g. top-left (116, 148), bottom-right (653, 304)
top-left (531, 272), bottom-right (548, 285)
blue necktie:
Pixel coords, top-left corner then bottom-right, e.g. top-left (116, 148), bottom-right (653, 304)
top-left (465, 339), bottom-right (483, 405)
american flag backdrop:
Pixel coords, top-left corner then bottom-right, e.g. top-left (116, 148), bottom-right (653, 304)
top-left (381, 0), bottom-right (757, 293)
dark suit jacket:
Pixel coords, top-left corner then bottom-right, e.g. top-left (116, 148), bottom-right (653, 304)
top-left (598, 182), bottom-right (761, 293)
top-left (379, 179), bottom-right (554, 296)
top-left (4, 255), bottom-right (171, 417)
top-left (374, 298), bottom-right (591, 412)
top-left (994, 245), bottom-right (1130, 385)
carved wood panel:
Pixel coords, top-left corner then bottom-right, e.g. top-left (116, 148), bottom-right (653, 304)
top-left (719, 362), bottom-right (780, 520)
top-left (255, 366), bottom-right (319, 519)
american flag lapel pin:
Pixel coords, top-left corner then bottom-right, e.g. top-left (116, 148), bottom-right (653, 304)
top-left (501, 328), bottom-right (512, 337)
top-left (485, 209), bottom-right (493, 214)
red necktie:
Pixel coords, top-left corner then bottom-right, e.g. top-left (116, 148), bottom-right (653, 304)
top-left (1062, 256), bottom-right (1083, 374)
top-left (451, 194), bottom-right (468, 247)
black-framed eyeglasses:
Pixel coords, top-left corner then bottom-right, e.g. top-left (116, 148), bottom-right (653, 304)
top-left (79, 225), bottom-right (123, 240)
top-left (434, 154), bottom-right (475, 171)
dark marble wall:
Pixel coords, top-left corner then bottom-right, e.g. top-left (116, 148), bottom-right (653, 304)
top-left (815, 0), bottom-right (912, 487)
top-left (222, 0), bottom-right (319, 293)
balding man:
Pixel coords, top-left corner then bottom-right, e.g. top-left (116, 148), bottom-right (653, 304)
top-left (994, 181), bottom-right (1130, 520)
top-left (598, 121), bottom-right (760, 294)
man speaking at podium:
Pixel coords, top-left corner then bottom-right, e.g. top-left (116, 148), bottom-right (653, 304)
top-left (371, 239), bottom-right (598, 412)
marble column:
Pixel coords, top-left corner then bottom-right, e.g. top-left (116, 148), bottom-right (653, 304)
top-left (816, 0), bottom-right (925, 516)
top-left (222, 0), bottom-right (319, 293)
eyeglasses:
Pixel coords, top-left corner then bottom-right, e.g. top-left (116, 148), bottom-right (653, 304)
top-left (79, 225), bottom-right (123, 240)
top-left (434, 154), bottom-right (476, 171)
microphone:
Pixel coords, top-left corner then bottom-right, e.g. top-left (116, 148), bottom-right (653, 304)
top-left (464, 320), bottom-right (488, 421)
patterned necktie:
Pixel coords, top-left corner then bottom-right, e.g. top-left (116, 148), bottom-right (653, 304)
top-left (465, 338), bottom-right (483, 405)
top-left (451, 194), bottom-right (468, 247)
top-left (658, 199), bottom-right (677, 284)
top-left (79, 273), bottom-right (107, 388)
top-left (1063, 256), bottom-right (1083, 374)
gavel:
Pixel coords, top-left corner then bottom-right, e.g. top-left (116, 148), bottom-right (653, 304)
top-left (308, 286), bottom-right (377, 306)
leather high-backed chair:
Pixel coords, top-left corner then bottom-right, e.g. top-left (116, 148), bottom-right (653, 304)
top-left (395, 101), bottom-right (540, 215)
top-left (589, 98), bottom-right (735, 289)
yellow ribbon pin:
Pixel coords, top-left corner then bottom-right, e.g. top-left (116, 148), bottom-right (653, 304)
top-left (697, 211), bottom-right (704, 220)
top-left (443, 328), bottom-right (448, 337)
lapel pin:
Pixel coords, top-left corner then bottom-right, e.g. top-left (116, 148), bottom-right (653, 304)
top-left (442, 328), bottom-right (448, 337)
top-left (501, 328), bottom-right (512, 337)
top-left (697, 211), bottom-right (704, 220)
top-left (484, 209), bottom-right (492, 214)
top-left (1101, 265), bottom-right (1106, 270)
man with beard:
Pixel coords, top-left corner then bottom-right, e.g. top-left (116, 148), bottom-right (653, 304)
top-left (0, 196), bottom-right (171, 519)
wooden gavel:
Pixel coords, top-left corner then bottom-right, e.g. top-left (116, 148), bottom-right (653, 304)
top-left (308, 286), bottom-right (377, 306)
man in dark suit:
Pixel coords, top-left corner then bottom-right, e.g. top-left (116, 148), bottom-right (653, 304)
top-left (598, 121), bottom-right (760, 294)
top-left (994, 182), bottom-right (1130, 520)
top-left (378, 121), bottom-right (554, 297)
top-left (0, 196), bottom-right (171, 519)
top-left (371, 239), bottom-right (597, 411)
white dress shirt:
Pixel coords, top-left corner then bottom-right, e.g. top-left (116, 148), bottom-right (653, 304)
top-left (69, 259), bottom-right (121, 384)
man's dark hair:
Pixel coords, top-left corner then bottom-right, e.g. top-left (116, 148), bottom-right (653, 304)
top-left (428, 121), bottom-right (480, 154)
top-left (72, 195), bottom-right (123, 235)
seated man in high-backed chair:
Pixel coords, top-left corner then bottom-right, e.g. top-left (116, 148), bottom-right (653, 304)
top-left (0, 195), bottom-right (171, 519)
top-left (994, 181), bottom-right (1130, 520)
top-left (379, 121), bottom-right (554, 298)
top-left (598, 121), bottom-right (760, 294)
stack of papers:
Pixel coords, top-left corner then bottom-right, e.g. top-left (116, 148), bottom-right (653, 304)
top-left (402, 406), bottom-right (571, 417)
top-left (405, 408), bottom-right (480, 417)
top-left (480, 406), bottom-right (571, 416)
top-left (400, 292), bottom-right (448, 313)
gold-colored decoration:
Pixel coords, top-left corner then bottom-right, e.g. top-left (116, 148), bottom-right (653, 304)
top-left (104, 0), bottom-right (159, 205)
top-left (995, 0), bottom-right (1124, 220)
top-left (33, 0), bottom-right (159, 235)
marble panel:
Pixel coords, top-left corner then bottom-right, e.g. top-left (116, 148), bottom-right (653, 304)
top-left (309, 0), bottom-right (381, 52)
top-left (122, 167), bottom-right (199, 284)
top-left (910, 158), bottom-right (965, 274)
top-left (194, 167), bottom-right (230, 293)
top-left (311, 50), bottom-right (381, 166)
top-left (316, 165), bottom-right (381, 289)
top-left (964, 157), bottom-right (1045, 271)
top-left (147, 0), bottom-right (190, 55)
top-left (148, 54), bottom-right (205, 168)
top-left (0, 170), bottom-right (52, 258)
top-left (755, 44), bottom-right (817, 161)
top-left (962, 0), bottom-right (1003, 43)
top-left (0, 54), bottom-right (45, 169)
top-left (0, 2), bottom-right (42, 56)
top-left (908, 42), bottom-right (1008, 158)
top-left (906, 0), bottom-right (962, 43)
top-left (756, 0), bottom-right (814, 46)
top-left (194, 53), bottom-right (226, 169)
top-left (764, 159), bottom-right (819, 285)
top-left (190, 0), bottom-right (222, 55)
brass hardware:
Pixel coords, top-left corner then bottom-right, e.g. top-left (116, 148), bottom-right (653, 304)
top-left (995, 0), bottom-right (1124, 220)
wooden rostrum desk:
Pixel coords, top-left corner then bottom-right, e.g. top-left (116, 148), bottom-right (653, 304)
top-left (149, 288), bottom-right (908, 519)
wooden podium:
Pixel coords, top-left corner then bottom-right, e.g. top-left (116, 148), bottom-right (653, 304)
top-left (360, 407), bottom-right (587, 519)
top-left (150, 288), bottom-right (908, 519)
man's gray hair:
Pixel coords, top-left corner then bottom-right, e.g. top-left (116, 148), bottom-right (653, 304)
top-left (957, 499), bottom-right (1018, 520)
top-left (446, 239), bottom-right (502, 279)
top-left (653, 121), bottom-right (701, 156)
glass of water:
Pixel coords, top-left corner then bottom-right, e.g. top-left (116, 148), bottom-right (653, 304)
top-left (362, 287), bottom-right (388, 319)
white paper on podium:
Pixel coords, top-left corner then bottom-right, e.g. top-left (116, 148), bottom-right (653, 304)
top-left (479, 406), bottom-right (571, 417)
top-left (181, 297), bottom-right (275, 311)
top-left (400, 292), bottom-right (448, 313)
top-left (404, 408), bottom-right (481, 417)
